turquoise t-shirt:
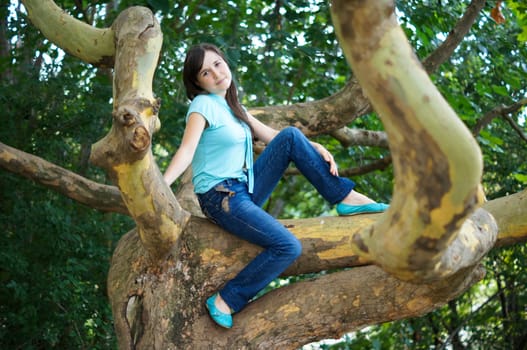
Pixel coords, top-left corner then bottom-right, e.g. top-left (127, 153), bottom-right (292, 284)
top-left (186, 94), bottom-right (253, 194)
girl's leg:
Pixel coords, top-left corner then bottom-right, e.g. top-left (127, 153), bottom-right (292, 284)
top-left (251, 127), bottom-right (355, 207)
top-left (198, 179), bottom-right (302, 313)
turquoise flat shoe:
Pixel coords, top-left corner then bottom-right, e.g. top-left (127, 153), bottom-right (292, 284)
top-left (336, 202), bottom-right (389, 216)
top-left (206, 294), bottom-right (233, 329)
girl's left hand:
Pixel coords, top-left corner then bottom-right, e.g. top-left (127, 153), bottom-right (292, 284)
top-left (311, 142), bottom-right (338, 176)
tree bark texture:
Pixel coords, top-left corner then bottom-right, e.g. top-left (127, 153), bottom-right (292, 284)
top-left (108, 217), bottom-right (488, 349)
top-left (0, 141), bottom-right (129, 215)
top-left (22, 0), bottom-right (115, 67)
top-left (331, 0), bottom-right (494, 283)
top-left (88, 6), bottom-right (190, 263)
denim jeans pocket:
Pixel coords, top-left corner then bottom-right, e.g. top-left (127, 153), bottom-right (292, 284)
top-left (197, 191), bottom-right (221, 224)
top-left (197, 180), bottom-right (242, 224)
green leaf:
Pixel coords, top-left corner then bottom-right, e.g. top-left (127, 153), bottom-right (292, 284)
top-left (491, 84), bottom-right (509, 97)
top-left (513, 173), bottom-right (527, 184)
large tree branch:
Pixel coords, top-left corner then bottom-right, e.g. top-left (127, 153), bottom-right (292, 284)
top-left (331, 128), bottom-right (390, 148)
top-left (483, 189), bottom-right (527, 247)
top-left (249, 79), bottom-right (371, 136)
top-left (190, 264), bottom-right (486, 349)
top-left (0, 141), bottom-right (128, 215)
top-left (89, 7), bottom-right (189, 262)
top-left (188, 187), bottom-right (522, 288)
top-left (20, 0), bottom-right (115, 67)
top-left (330, 0), bottom-right (492, 283)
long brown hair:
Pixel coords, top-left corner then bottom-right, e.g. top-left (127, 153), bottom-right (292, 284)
top-left (183, 43), bottom-right (252, 134)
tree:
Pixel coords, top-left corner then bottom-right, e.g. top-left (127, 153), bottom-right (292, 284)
top-left (1, 0), bottom-right (526, 348)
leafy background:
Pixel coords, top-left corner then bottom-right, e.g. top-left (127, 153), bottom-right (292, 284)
top-left (0, 0), bottom-right (525, 349)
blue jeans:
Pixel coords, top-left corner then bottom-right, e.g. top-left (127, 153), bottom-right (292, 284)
top-left (197, 127), bottom-right (355, 312)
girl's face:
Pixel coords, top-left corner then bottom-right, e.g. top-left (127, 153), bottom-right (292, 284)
top-left (196, 50), bottom-right (232, 97)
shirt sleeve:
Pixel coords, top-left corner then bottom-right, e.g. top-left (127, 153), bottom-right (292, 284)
top-left (186, 95), bottom-right (219, 128)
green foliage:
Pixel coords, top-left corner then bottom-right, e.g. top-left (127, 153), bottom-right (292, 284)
top-left (507, 0), bottom-right (527, 42)
top-left (317, 245), bottom-right (527, 350)
top-left (1, 2), bottom-right (129, 348)
top-left (0, 184), bottom-right (128, 349)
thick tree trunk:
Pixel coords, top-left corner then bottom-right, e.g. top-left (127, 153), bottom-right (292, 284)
top-left (108, 216), bottom-right (489, 349)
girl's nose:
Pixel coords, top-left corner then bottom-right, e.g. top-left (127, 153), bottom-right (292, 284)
top-left (211, 69), bottom-right (219, 79)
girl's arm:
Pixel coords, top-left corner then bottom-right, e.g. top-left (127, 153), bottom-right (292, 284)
top-left (163, 113), bottom-right (206, 186)
top-left (247, 112), bottom-right (279, 144)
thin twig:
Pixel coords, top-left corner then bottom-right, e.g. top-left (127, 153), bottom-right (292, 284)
top-left (439, 291), bottom-right (501, 350)
top-left (472, 98), bottom-right (527, 142)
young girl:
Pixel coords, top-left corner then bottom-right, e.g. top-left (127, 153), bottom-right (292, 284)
top-left (163, 43), bottom-right (388, 328)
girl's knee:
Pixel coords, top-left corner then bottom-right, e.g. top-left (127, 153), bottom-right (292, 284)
top-left (275, 127), bottom-right (305, 149)
top-left (280, 126), bottom-right (302, 139)
top-left (273, 234), bottom-right (302, 260)
top-left (286, 236), bottom-right (303, 260)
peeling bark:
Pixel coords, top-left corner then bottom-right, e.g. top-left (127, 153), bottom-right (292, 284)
top-left (0, 141), bottom-right (128, 215)
top-left (331, 0), bottom-right (490, 282)
top-left (89, 7), bottom-right (189, 262)
top-left (108, 220), bottom-right (488, 349)
top-left (21, 0), bottom-right (115, 67)
top-left (249, 78), bottom-right (371, 135)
